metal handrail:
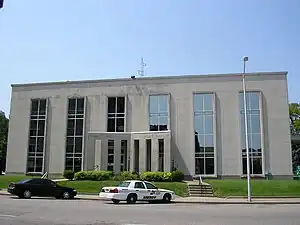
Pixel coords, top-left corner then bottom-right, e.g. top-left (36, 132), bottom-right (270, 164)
top-left (41, 172), bottom-right (48, 179)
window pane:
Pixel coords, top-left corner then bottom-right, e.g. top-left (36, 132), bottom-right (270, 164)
top-left (76, 98), bottom-right (85, 114)
top-left (30, 120), bottom-right (37, 136)
top-left (39, 99), bottom-right (47, 115)
top-left (116, 118), bottom-right (124, 132)
top-left (149, 96), bottom-right (158, 114)
top-left (107, 118), bottom-right (115, 132)
top-left (205, 135), bottom-right (214, 147)
top-left (117, 97), bottom-right (125, 113)
top-left (74, 158), bottom-right (82, 172)
top-left (158, 116), bottom-right (168, 130)
top-left (248, 92), bottom-right (260, 110)
top-left (204, 115), bottom-right (213, 134)
top-left (37, 120), bottom-right (45, 136)
top-left (67, 119), bottom-right (75, 136)
top-left (203, 94), bottom-right (213, 111)
top-left (205, 158), bottom-right (214, 174)
top-left (107, 165), bottom-right (114, 171)
top-left (36, 137), bottom-right (44, 152)
top-left (194, 94), bottom-right (203, 112)
top-left (242, 157), bottom-right (247, 175)
top-left (195, 135), bottom-right (204, 152)
top-left (65, 158), bottom-right (73, 170)
top-left (29, 137), bottom-right (36, 145)
top-left (253, 157), bottom-right (262, 174)
top-left (75, 137), bottom-right (83, 153)
top-left (66, 137), bottom-right (74, 153)
top-left (31, 100), bottom-right (39, 115)
top-left (35, 158), bottom-right (43, 172)
top-left (108, 97), bottom-right (116, 113)
top-left (194, 115), bottom-right (204, 135)
top-left (250, 114), bottom-right (260, 134)
top-left (27, 158), bottom-right (35, 172)
top-left (108, 155), bottom-right (114, 163)
top-left (251, 133), bottom-right (261, 152)
top-left (149, 115), bottom-right (158, 131)
top-left (158, 95), bottom-right (168, 113)
top-left (195, 158), bottom-right (204, 174)
top-left (75, 119), bottom-right (84, 135)
top-left (68, 99), bottom-right (76, 114)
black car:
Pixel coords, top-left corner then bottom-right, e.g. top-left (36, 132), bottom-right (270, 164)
top-left (7, 178), bottom-right (77, 199)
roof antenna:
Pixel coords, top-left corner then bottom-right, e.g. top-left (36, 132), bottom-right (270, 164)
top-left (137, 57), bottom-right (146, 77)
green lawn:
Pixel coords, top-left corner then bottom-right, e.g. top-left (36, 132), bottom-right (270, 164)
top-left (57, 180), bottom-right (189, 197)
top-left (206, 179), bottom-right (300, 197)
top-left (0, 175), bottom-right (31, 189)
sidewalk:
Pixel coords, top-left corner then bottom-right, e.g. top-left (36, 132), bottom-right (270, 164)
top-left (1, 190), bottom-right (300, 204)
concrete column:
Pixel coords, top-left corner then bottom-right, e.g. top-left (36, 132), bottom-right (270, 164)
top-left (164, 136), bottom-right (171, 172)
top-left (129, 140), bottom-right (135, 172)
top-left (126, 140), bottom-right (131, 171)
top-left (151, 138), bottom-right (159, 171)
top-left (100, 138), bottom-right (107, 170)
top-left (139, 138), bottom-right (146, 173)
top-left (94, 140), bottom-right (101, 171)
top-left (114, 139), bottom-right (121, 174)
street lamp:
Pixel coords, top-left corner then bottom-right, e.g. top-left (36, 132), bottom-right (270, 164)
top-left (242, 56), bottom-right (252, 202)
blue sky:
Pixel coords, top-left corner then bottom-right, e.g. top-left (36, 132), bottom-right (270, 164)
top-left (0, 0), bottom-right (299, 115)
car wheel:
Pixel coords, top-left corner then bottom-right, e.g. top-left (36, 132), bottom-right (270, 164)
top-left (23, 190), bottom-right (32, 199)
top-left (112, 199), bottom-right (120, 204)
top-left (126, 194), bottom-right (137, 204)
top-left (62, 192), bottom-right (70, 199)
top-left (162, 193), bottom-right (171, 203)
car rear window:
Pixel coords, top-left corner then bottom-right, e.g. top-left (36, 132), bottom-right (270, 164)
top-left (118, 182), bottom-right (130, 187)
top-left (18, 179), bottom-right (30, 184)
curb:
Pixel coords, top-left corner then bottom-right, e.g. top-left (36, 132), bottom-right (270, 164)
top-left (225, 196), bottom-right (300, 199)
top-left (173, 201), bottom-right (300, 204)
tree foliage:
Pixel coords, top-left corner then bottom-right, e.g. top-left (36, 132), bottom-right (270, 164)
top-left (0, 110), bottom-right (9, 173)
top-left (290, 103), bottom-right (300, 173)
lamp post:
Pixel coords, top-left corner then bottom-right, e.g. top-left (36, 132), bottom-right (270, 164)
top-left (242, 56), bottom-right (252, 202)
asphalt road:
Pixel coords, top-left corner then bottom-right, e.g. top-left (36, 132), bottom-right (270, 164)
top-left (0, 195), bottom-right (300, 225)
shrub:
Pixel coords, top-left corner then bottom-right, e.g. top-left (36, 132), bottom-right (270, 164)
top-left (63, 170), bottom-right (75, 180)
top-left (141, 171), bottom-right (172, 182)
top-left (74, 171), bottom-right (113, 181)
top-left (171, 170), bottom-right (184, 182)
top-left (120, 171), bottom-right (139, 180)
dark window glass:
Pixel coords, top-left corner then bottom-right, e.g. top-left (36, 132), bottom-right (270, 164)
top-left (205, 158), bottom-right (214, 175)
top-left (107, 165), bottom-right (114, 171)
top-left (118, 182), bottom-right (130, 187)
top-left (66, 137), bottom-right (74, 153)
top-left (195, 158), bottom-right (204, 174)
top-left (28, 179), bottom-right (43, 185)
top-left (74, 137), bottom-right (82, 153)
top-left (37, 120), bottom-right (45, 136)
top-left (30, 120), bottom-right (37, 136)
top-left (35, 158), bottom-right (43, 172)
top-left (31, 100), bottom-right (39, 115)
top-left (117, 97), bottom-right (125, 113)
top-left (134, 182), bottom-right (145, 189)
top-left (39, 99), bottom-right (47, 115)
top-left (253, 158), bottom-right (262, 174)
top-left (144, 182), bottom-right (157, 189)
top-left (107, 97), bottom-right (116, 113)
top-left (107, 118), bottom-right (115, 132)
top-left (76, 98), bottom-right (85, 114)
top-left (108, 155), bottom-right (114, 163)
top-left (67, 119), bottom-right (75, 136)
top-left (74, 158), bottom-right (82, 172)
top-left (116, 118), bottom-right (124, 132)
top-left (65, 158), bottom-right (73, 170)
top-left (68, 99), bottom-right (76, 114)
top-left (75, 119), bottom-right (84, 135)
top-left (27, 158), bottom-right (35, 172)
top-left (36, 137), bottom-right (44, 152)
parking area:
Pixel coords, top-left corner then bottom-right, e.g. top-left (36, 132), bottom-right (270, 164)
top-left (1, 195), bottom-right (300, 225)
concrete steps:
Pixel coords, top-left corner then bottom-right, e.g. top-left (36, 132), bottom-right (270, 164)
top-left (188, 183), bottom-right (214, 197)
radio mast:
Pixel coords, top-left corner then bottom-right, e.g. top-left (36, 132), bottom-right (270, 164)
top-left (138, 57), bottom-right (146, 77)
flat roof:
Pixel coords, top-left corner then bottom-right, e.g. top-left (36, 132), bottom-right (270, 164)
top-left (11, 71), bottom-right (287, 88)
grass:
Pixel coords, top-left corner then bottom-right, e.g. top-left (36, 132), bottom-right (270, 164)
top-left (206, 179), bottom-right (300, 197)
top-left (57, 180), bottom-right (189, 197)
top-left (0, 175), bottom-right (31, 189)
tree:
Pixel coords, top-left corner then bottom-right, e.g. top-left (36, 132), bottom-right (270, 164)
top-left (290, 103), bottom-right (300, 173)
top-left (0, 110), bottom-right (9, 173)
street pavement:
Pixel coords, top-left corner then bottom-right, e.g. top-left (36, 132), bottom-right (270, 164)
top-left (1, 195), bottom-right (300, 225)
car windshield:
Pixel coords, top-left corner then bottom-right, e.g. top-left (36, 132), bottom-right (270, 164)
top-left (18, 179), bottom-right (31, 184)
top-left (118, 181), bottom-right (130, 187)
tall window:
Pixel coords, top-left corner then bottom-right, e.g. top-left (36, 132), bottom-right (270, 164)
top-left (120, 140), bottom-right (127, 171)
top-left (107, 140), bottom-right (114, 171)
top-left (149, 95), bottom-right (169, 131)
top-left (107, 97), bottom-right (125, 132)
top-left (240, 92), bottom-right (263, 175)
top-left (194, 93), bottom-right (215, 175)
top-left (65, 98), bottom-right (85, 172)
top-left (27, 99), bottom-right (47, 173)
top-left (158, 139), bottom-right (164, 172)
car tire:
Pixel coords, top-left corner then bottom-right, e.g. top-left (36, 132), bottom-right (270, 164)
top-left (126, 194), bottom-right (137, 204)
top-left (112, 199), bottom-right (120, 204)
top-left (62, 192), bottom-right (70, 199)
top-left (23, 190), bottom-right (32, 199)
top-left (162, 193), bottom-right (171, 203)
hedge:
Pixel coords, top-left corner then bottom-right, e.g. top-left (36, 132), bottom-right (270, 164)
top-left (73, 170), bottom-right (184, 182)
top-left (63, 170), bottom-right (75, 180)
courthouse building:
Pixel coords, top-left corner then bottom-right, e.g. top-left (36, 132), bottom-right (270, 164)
top-left (5, 72), bottom-right (293, 179)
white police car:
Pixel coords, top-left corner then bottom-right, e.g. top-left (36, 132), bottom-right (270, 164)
top-left (99, 180), bottom-right (175, 204)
